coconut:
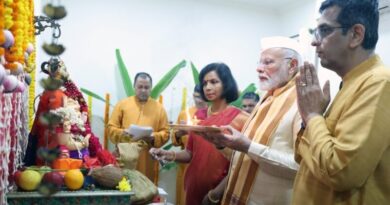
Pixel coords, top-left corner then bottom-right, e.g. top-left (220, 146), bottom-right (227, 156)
top-left (2, 75), bottom-right (18, 93)
top-left (91, 165), bottom-right (123, 189)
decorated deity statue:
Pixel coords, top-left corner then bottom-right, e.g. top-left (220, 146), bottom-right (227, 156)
top-left (24, 58), bottom-right (115, 167)
top-left (52, 97), bottom-right (91, 159)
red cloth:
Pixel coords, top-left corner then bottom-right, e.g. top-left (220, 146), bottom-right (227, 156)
top-left (33, 90), bottom-right (66, 165)
top-left (184, 107), bottom-right (241, 205)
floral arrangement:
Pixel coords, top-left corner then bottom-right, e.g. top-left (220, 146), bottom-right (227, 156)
top-left (50, 101), bottom-right (86, 133)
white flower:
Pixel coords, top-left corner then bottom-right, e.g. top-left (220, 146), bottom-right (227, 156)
top-left (51, 106), bottom-right (85, 131)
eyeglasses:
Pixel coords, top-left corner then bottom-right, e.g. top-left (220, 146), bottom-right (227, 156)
top-left (257, 57), bottom-right (292, 67)
top-left (311, 25), bottom-right (348, 41)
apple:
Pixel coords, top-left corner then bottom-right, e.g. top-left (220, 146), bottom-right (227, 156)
top-left (38, 172), bottom-right (64, 196)
top-left (13, 170), bottom-right (22, 186)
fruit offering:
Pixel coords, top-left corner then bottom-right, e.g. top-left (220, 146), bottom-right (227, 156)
top-left (64, 169), bottom-right (84, 190)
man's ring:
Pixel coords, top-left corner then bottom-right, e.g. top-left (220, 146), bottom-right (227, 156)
top-left (301, 82), bottom-right (307, 87)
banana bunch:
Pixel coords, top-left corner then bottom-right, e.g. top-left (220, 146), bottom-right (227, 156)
top-left (43, 4), bottom-right (67, 20)
top-left (42, 42), bottom-right (65, 56)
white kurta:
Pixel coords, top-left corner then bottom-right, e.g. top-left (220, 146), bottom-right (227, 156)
top-left (240, 102), bottom-right (301, 205)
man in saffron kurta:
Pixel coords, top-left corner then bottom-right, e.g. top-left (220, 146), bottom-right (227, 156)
top-left (293, 1), bottom-right (390, 205)
top-left (203, 37), bottom-right (303, 205)
top-left (172, 85), bottom-right (207, 205)
top-left (108, 72), bottom-right (169, 182)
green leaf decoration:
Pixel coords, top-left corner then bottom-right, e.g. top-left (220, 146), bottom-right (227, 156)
top-left (162, 143), bottom-right (173, 150)
top-left (161, 162), bottom-right (177, 171)
top-left (150, 60), bottom-right (187, 99)
top-left (115, 49), bottom-right (135, 96)
top-left (80, 88), bottom-right (106, 103)
top-left (190, 62), bottom-right (200, 85)
top-left (230, 83), bottom-right (257, 108)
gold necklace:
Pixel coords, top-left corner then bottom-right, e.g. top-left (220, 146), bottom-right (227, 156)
top-left (207, 106), bottom-right (216, 116)
top-left (207, 105), bottom-right (225, 116)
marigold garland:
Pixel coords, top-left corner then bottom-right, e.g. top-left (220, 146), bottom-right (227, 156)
top-left (8, 0), bottom-right (26, 64)
top-left (4, 0), bottom-right (13, 30)
top-left (0, 0), bottom-right (5, 56)
top-left (27, 0), bottom-right (35, 129)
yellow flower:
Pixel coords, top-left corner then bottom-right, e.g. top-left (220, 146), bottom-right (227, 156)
top-left (116, 177), bottom-right (132, 192)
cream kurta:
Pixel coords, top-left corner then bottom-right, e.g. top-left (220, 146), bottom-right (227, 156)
top-left (245, 103), bottom-right (300, 205)
top-left (293, 55), bottom-right (390, 205)
top-left (223, 79), bottom-right (301, 205)
top-left (108, 96), bottom-right (169, 182)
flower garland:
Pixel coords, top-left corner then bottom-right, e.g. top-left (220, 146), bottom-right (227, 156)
top-left (50, 106), bottom-right (86, 132)
top-left (4, 0), bottom-right (13, 30)
top-left (7, 0), bottom-right (26, 65)
top-left (4, 0), bottom-right (32, 72)
top-left (27, 0), bottom-right (35, 129)
top-left (0, 0), bottom-right (5, 56)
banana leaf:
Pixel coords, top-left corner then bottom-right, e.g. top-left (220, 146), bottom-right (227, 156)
top-left (80, 87), bottom-right (107, 104)
top-left (150, 60), bottom-right (187, 99)
top-left (160, 143), bottom-right (177, 171)
top-left (190, 62), bottom-right (200, 85)
top-left (161, 162), bottom-right (177, 172)
top-left (162, 143), bottom-right (173, 150)
top-left (115, 49), bottom-right (135, 97)
top-left (230, 83), bottom-right (257, 108)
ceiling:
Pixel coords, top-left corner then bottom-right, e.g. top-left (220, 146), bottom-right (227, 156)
top-left (202, 0), bottom-right (390, 10)
top-left (227, 0), bottom-right (306, 8)
top-left (201, 0), bottom-right (312, 10)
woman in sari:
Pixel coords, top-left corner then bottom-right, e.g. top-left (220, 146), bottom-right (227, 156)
top-left (150, 63), bottom-right (248, 205)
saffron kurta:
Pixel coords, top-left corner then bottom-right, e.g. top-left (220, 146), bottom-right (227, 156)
top-left (222, 78), bottom-right (301, 205)
top-left (293, 55), bottom-right (390, 205)
top-left (107, 96), bottom-right (169, 182)
top-left (185, 107), bottom-right (248, 205)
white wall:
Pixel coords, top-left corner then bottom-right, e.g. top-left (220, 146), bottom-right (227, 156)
top-left (278, 0), bottom-right (390, 100)
top-left (37, 0), bottom-right (282, 123)
top-left (377, 11), bottom-right (390, 66)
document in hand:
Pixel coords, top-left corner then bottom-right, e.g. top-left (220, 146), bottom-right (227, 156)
top-left (126, 124), bottom-right (153, 141)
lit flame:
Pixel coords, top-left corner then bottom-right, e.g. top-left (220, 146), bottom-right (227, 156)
top-left (185, 108), bottom-right (193, 125)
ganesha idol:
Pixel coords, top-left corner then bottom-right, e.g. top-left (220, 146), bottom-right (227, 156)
top-left (24, 58), bottom-right (115, 167)
top-left (52, 97), bottom-right (91, 159)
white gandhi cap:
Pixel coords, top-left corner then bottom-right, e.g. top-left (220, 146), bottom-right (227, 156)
top-left (260, 36), bottom-right (303, 57)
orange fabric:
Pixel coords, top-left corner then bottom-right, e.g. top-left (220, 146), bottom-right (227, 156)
top-left (31, 90), bottom-right (66, 165)
top-left (52, 158), bottom-right (83, 170)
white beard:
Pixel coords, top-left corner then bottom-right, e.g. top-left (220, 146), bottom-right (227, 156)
top-left (259, 69), bottom-right (289, 91)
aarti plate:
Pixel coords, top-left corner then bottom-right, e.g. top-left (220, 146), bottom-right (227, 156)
top-left (169, 124), bottom-right (222, 132)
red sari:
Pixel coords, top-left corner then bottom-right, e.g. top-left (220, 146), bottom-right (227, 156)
top-left (185, 107), bottom-right (241, 205)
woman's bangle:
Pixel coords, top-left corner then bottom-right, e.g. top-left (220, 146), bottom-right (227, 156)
top-left (170, 151), bottom-right (176, 162)
top-left (208, 190), bottom-right (220, 203)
